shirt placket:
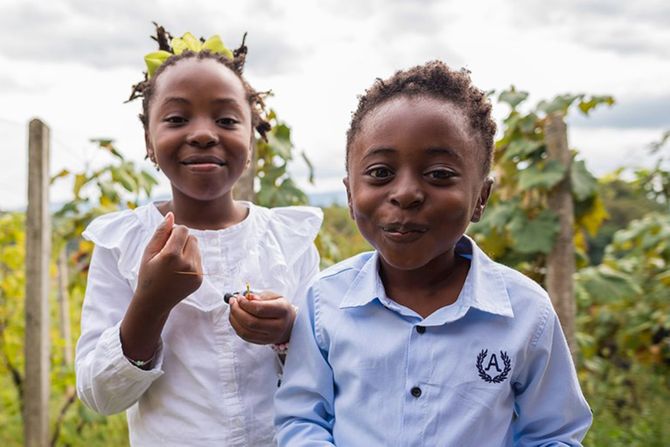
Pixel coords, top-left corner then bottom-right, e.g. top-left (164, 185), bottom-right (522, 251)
top-left (402, 320), bottom-right (433, 447)
top-left (211, 231), bottom-right (249, 446)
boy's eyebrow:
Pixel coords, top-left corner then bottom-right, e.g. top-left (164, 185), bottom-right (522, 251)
top-left (361, 147), bottom-right (395, 160)
top-left (426, 147), bottom-right (463, 161)
top-left (361, 146), bottom-right (464, 161)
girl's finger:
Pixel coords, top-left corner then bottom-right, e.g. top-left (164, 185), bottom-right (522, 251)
top-left (162, 225), bottom-right (190, 256)
top-left (144, 212), bottom-right (174, 257)
top-left (182, 235), bottom-right (200, 259)
top-left (229, 300), bottom-right (274, 342)
top-left (236, 296), bottom-right (290, 319)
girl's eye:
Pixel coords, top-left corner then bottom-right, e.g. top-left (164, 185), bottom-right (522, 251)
top-left (426, 169), bottom-right (456, 180)
top-left (217, 117), bottom-right (239, 127)
top-left (366, 166), bottom-right (393, 179)
top-left (164, 116), bottom-right (186, 125)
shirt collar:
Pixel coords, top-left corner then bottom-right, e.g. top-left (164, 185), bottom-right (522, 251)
top-left (456, 235), bottom-right (514, 318)
top-left (338, 236), bottom-right (514, 320)
top-left (339, 251), bottom-right (386, 309)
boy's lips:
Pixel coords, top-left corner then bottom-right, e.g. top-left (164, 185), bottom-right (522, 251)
top-left (380, 222), bottom-right (428, 243)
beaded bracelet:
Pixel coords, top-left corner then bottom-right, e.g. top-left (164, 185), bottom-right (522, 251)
top-left (125, 351), bottom-right (156, 369)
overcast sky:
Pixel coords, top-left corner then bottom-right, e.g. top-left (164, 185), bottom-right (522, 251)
top-left (1, 0), bottom-right (669, 209)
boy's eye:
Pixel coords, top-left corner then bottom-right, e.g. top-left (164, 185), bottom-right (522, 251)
top-left (426, 169), bottom-right (456, 180)
top-left (365, 166), bottom-right (393, 179)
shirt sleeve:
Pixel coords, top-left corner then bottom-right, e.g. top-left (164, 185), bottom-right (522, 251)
top-left (512, 308), bottom-right (592, 446)
top-left (274, 285), bottom-right (336, 446)
top-left (75, 245), bottom-right (164, 416)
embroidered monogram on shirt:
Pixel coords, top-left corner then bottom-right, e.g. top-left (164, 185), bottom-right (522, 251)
top-left (476, 349), bottom-right (511, 383)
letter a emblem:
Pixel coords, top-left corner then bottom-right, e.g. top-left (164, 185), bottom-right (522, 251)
top-left (485, 353), bottom-right (501, 372)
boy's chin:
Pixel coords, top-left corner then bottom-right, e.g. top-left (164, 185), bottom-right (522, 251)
top-left (376, 250), bottom-right (434, 272)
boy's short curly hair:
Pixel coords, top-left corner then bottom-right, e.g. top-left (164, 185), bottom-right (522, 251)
top-left (127, 26), bottom-right (271, 140)
top-left (346, 60), bottom-right (496, 174)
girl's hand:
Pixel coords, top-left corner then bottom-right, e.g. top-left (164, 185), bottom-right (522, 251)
top-left (135, 212), bottom-right (203, 315)
top-left (228, 291), bottom-right (296, 345)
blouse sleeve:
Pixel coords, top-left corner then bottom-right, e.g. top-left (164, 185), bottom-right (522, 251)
top-left (267, 205), bottom-right (323, 304)
top-left (75, 212), bottom-right (165, 416)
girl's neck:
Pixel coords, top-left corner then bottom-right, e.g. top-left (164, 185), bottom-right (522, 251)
top-left (158, 189), bottom-right (248, 231)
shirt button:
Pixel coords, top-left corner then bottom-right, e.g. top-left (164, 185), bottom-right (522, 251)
top-left (416, 325), bottom-right (426, 334)
top-left (411, 386), bottom-right (422, 398)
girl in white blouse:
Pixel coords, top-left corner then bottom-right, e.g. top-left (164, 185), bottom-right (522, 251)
top-left (75, 30), bottom-right (322, 447)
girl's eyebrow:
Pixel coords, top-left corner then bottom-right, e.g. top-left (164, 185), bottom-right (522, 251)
top-left (159, 97), bottom-right (243, 107)
top-left (160, 97), bottom-right (190, 107)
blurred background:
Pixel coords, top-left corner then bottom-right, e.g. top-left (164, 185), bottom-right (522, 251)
top-left (1, 0), bottom-right (669, 445)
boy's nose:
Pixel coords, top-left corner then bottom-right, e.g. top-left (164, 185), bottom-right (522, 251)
top-left (187, 124), bottom-right (219, 148)
top-left (389, 175), bottom-right (424, 209)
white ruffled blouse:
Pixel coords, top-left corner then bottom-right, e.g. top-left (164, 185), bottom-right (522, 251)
top-left (75, 202), bottom-right (323, 447)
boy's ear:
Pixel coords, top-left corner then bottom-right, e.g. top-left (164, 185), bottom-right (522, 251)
top-left (471, 177), bottom-right (493, 223)
top-left (343, 176), bottom-right (354, 220)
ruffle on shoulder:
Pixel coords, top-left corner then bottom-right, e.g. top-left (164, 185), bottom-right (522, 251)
top-left (82, 205), bottom-right (157, 282)
top-left (264, 205), bottom-right (323, 267)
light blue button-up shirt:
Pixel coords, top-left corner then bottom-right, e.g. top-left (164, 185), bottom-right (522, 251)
top-left (275, 236), bottom-right (592, 447)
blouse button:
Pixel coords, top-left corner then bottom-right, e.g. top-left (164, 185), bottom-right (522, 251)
top-left (416, 325), bottom-right (426, 334)
top-left (411, 386), bottom-right (422, 398)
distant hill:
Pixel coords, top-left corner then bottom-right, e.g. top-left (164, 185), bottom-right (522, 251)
top-left (307, 190), bottom-right (347, 207)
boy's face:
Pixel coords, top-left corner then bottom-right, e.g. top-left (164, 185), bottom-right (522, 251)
top-left (344, 95), bottom-right (492, 272)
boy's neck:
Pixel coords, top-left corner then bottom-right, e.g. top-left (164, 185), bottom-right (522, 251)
top-left (378, 252), bottom-right (470, 319)
top-left (159, 191), bottom-right (248, 230)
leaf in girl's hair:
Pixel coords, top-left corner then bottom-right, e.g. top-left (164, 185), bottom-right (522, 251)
top-left (145, 51), bottom-right (172, 78)
top-left (202, 35), bottom-right (234, 59)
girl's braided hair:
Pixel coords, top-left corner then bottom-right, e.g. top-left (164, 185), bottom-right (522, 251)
top-left (127, 23), bottom-right (271, 140)
top-left (346, 60), bottom-right (496, 174)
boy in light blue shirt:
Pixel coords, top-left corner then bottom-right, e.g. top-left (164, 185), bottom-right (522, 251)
top-left (275, 61), bottom-right (592, 446)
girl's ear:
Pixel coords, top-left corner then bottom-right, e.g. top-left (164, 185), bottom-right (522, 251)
top-left (245, 142), bottom-right (253, 169)
top-left (471, 177), bottom-right (493, 223)
top-left (145, 131), bottom-right (155, 163)
top-left (343, 176), bottom-right (354, 220)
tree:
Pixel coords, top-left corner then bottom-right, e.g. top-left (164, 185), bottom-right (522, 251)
top-left (469, 89), bottom-right (613, 353)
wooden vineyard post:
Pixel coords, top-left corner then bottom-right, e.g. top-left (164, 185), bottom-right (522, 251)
top-left (24, 118), bottom-right (51, 447)
top-left (545, 112), bottom-right (577, 360)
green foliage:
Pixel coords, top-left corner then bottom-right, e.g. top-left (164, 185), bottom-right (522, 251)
top-left (0, 213), bottom-right (26, 445)
top-left (577, 213), bottom-right (670, 446)
top-left (255, 110), bottom-right (314, 207)
top-left (469, 88), bottom-right (614, 278)
top-left (630, 131), bottom-right (670, 208)
top-left (317, 206), bottom-right (371, 267)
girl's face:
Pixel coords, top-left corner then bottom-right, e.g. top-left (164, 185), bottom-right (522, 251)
top-left (344, 95), bottom-right (491, 273)
top-left (145, 58), bottom-right (253, 203)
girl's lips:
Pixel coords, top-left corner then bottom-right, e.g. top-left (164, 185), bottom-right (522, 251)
top-left (184, 163), bottom-right (223, 172)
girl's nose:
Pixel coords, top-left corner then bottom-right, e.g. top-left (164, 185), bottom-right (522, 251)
top-left (187, 123), bottom-right (219, 148)
top-left (389, 174), bottom-right (424, 209)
